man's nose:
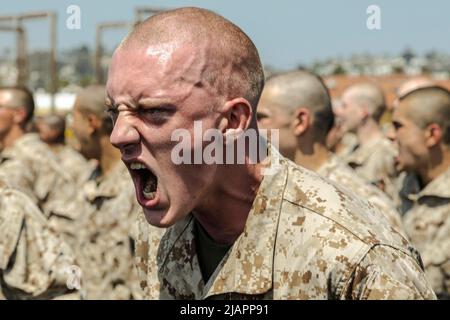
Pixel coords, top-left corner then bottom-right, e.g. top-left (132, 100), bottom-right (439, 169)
top-left (110, 112), bottom-right (140, 156)
top-left (386, 125), bottom-right (396, 142)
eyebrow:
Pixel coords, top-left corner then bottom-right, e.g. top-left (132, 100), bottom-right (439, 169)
top-left (137, 98), bottom-right (177, 110)
top-left (104, 96), bottom-right (176, 111)
top-left (256, 110), bottom-right (270, 116)
top-left (392, 120), bottom-right (403, 127)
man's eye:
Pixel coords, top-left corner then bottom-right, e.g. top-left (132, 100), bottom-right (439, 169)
top-left (106, 107), bottom-right (118, 123)
top-left (256, 113), bottom-right (269, 121)
top-left (139, 107), bottom-right (174, 123)
top-left (392, 121), bottom-right (402, 130)
top-left (145, 108), bottom-right (166, 115)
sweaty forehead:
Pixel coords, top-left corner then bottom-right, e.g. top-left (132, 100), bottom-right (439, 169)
top-left (107, 41), bottom-right (207, 102)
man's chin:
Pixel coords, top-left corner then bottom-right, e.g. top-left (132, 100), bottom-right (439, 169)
top-left (143, 207), bottom-right (165, 227)
top-left (143, 207), bottom-right (179, 228)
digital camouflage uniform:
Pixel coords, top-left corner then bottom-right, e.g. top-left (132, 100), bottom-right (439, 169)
top-left (69, 161), bottom-right (142, 300)
top-left (344, 136), bottom-right (399, 203)
top-left (50, 144), bottom-right (95, 187)
top-left (403, 167), bottom-right (450, 299)
top-left (420, 224), bottom-right (450, 300)
top-left (317, 154), bottom-right (404, 233)
top-left (136, 148), bottom-right (436, 300)
top-left (0, 133), bottom-right (77, 219)
top-left (335, 132), bottom-right (358, 159)
top-left (0, 179), bottom-right (79, 300)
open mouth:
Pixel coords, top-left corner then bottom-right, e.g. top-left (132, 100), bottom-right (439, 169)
top-left (128, 162), bottom-right (159, 205)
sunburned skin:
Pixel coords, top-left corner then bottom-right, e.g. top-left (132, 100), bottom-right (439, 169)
top-left (107, 40), bottom-right (223, 228)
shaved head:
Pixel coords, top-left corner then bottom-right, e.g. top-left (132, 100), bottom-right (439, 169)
top-left (37, 114), bottom-right (66, 144)
top-left (119, 7), bottom-right (264, 110)
top-left (0, 86), bottom-right (35, 125)
top-left (342, 82), bottom-right (386, 122)
top-left (392, 77), bottom-right (435, 110)
top-left (39, 114), bottom-right (66, 133)
top-left (107, 7), bottom-right (266, 227)
top-left (74, 85), bottom-right (110, 134)
top-left (397, 77), bottom-right (435, 100)
top-left (262, 70), bottom-right (333, 135)
top-left (400, 86), bottom-right (450, 144)
top-left (75, 85), bottom-right (106, 117)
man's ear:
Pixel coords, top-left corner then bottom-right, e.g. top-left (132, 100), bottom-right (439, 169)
top-left (220, 98), bottom-right (253, 134)
top-left (425, 123), bottom-right (442, 147)
top-left (293, 108), bottom-right (311, 137)
top-left (12, 107), bottom-right (28, 126)
top-left (361, 104), bottom-right (370, 120)
top-left (87, 113), bottom-right (102, 136)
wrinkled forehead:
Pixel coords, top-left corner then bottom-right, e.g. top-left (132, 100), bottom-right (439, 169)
top-left (106, 41), bottom-right (205, 101)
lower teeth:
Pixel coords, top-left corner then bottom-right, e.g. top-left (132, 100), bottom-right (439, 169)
top-left (143, 182), bottom-right (156, 200)
top-left (143, 191), bottom-right (155, 200)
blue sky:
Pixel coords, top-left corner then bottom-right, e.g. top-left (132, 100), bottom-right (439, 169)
top-left (1, 0), bottom-right (449, 70)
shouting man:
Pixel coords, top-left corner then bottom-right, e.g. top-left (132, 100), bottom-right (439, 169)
top-left (107, 7), bottom-right (434, 299)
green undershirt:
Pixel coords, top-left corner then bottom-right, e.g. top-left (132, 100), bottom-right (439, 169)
top-left (194, 220), bottom-right (232, 283)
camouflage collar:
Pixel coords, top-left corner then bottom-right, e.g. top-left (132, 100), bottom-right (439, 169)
top-left (316, 153), bottom-right (341, 177)
top-left (408, 167), bottom-right (450, 201)
top-left (1, 133), bottom-right (40, 158)
top-left (346, 135), bottom-right (388, 166)
top-left (83, 161), bottom-right (129, 202)
top-left (1, 133), bottom-right (72, 182)
top-left (157, 147), bottom-right (289, 299)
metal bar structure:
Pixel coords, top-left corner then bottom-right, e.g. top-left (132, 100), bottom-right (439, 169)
top-left (48, 12), bottom-right (57, 112)
top-left (0, 23), bottom-right (27, 86)
top-left (95, 22), bottom-right (131, 84)
top-left (134, 6), bottom-right (167, 25)
top-left (94, 7), bottom-right (168, 84)
top-left (0, 12), bottom-right (57, 112)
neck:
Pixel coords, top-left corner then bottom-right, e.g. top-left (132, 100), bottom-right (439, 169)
top-left (356, 119), bottom-right (382, 145)
top-left (293, 141), bottom-right (330, 171)
top-left (194, 161), bottom-right (265, 245)
top-left (418, 148), bottom-right (450, 187)
top-left (1, 126), bottom-right (25, 151)
top-left (48, 143), bottom-right (64, 154)
top-left (99, 135), bottom-right (121, 177)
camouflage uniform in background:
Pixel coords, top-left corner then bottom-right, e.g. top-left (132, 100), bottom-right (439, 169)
top-left (0, 179), bottom-right (79, 300)
top-left (0, 133), bottom-right (77, 218)
top-left (403, 167), bottom-right (450, 299)
top-left (335, 132), bottom-right (358, 158)
top-left (71, 161), bottom-right (142, 299)
top-left (50, 144), bottom-right (96, 187)
top-left (344, 136), bottom-right (399, 203)
top-left (317, 154), bottom-right (404, 233)
top-left (136, 148), bottom-right (436, 300)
